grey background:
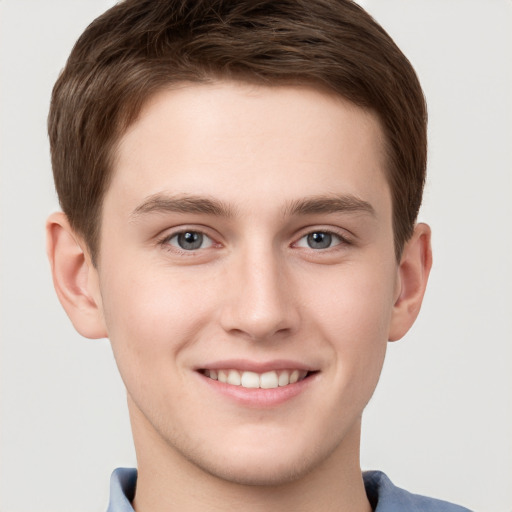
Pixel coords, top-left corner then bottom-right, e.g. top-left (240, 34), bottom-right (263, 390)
top-left (1, 1), bottom-right (511, 511)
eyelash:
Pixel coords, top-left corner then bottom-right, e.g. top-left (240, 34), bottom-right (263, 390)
top-left (157, 226), bottom-right (352, 256)
top-left (157, 229), bottom-right (217, 255)
top-left (293, 229), bottom-right (351, 251)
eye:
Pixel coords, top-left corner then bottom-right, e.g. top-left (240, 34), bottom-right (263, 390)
top-left (295, 231), bottom-right (343, 250)
top-left (166, 231), bottom-right (214, 251)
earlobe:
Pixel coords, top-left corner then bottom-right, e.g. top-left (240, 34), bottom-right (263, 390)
top-left (388, 223), bottom-right (432, 342)
top-left (46, 212), bottom-right (108, 339)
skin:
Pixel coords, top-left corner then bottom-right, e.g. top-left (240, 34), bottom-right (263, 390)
top-left (47, 82), bottom-right (432, 512)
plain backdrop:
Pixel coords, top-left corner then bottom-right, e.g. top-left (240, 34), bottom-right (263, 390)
top-left (1, 1), bottom-right (511, 511)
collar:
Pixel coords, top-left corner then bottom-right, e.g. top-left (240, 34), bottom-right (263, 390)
top-left (106, 467), bottom-right (471, 512)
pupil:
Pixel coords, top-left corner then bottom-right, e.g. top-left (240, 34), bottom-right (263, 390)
top-left (178, 231), bottom-right (203, 250)
top-left (307, 232), bottom-right (331, 249)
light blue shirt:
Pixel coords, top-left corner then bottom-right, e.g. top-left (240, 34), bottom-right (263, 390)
top-left (107, 467), bottom-right (472, 512)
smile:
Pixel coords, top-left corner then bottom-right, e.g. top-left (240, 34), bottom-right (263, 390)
top-left (201, 369), bottom-right (309, 389)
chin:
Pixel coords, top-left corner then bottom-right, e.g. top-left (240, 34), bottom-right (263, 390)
top-left (176, 433), bottom-right (338, 487)
top-left (198, 453), bottom-right (316, 487)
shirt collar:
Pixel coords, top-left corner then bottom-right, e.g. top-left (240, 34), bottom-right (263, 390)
top-left (106, 468), bottom-right (137, 512)
top-left (106, 467), bottom-right (470, 512)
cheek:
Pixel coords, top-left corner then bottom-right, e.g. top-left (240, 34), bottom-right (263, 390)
top-left (306, 259), bottom-right (396, 337)
top-left (99, 261), bottom-right (216, 375)
top-left (302, 261), bottom-right (396, 385)
top-left (98, 267), bottom-right (219, 424)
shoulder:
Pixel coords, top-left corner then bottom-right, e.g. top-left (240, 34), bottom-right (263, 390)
top-left (363, 471), bottom-right (473, 512)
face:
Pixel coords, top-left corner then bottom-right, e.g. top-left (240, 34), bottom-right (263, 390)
top-left (95, 82), bottom-right (400, 485)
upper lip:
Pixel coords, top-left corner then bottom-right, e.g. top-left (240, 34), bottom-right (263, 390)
top-left (196, 359), bottom-right (318, 373)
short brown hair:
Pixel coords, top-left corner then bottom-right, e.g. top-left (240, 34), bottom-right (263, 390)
top-left (49, 0), bottom-right (427, 264)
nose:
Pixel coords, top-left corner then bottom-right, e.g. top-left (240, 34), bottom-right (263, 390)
top-left (219, 245), bottom-right (300, 342)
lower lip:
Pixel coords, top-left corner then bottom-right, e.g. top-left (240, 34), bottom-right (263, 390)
top-left (198, 372), bottom-right (317, 408)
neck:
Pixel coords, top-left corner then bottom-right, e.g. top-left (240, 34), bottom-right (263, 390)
top-left (129, 399), bottom-right (371, 512)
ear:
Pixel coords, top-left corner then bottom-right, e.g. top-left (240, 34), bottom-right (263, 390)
top-left (46, 211), bottom-right (108, 339)
top-left (388, 223), bottom-right (432, 342)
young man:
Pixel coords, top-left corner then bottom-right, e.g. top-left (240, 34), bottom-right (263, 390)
top-left (45, 1), bottom-right (471, 510)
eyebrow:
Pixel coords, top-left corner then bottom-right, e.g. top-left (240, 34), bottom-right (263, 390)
top-left (130, 192), bottom-right (375, 220)
top-left (283, 194), bottom-right (376, 217)
top-left (130, 193), bottom-right (236, 219)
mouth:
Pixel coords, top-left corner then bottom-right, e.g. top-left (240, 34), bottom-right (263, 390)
top-left (199, 368), bottom-right (313, 389)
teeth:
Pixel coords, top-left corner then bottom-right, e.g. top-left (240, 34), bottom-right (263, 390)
top-left (260, 371), bottom-right (278, 389)
top-left (278, 371), bottom-right (289, 387)
top-left (241, 371), bottom-right (260, 388)
top-left (204, 369), bottom-right (308, 389)
top-left (227, 369), bottom-right (241, 386)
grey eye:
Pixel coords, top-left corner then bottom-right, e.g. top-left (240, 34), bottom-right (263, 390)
top-left (296, 231), bottom-right (342, 250)
top-left (168, 231), bottom-right (213, 250)
top-left (307, 232), bottom-right (332, 249)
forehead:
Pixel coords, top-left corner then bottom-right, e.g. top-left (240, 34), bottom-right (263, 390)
top-left (108, 81), bottom-right (390, 219)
